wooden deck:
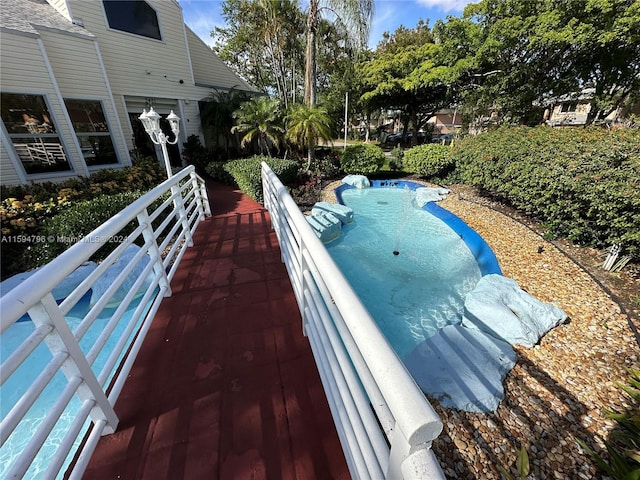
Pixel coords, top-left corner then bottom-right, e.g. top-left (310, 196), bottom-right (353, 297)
top-left (82, 182), bottom-right (349, 479)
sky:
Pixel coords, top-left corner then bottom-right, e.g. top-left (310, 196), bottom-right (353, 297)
top-left (178, 0), bottom-right (477, 50)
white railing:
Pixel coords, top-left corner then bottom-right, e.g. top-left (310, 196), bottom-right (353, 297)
top-left (261, 163), bottom-right (445, 479)
top-left (0, 166), bottom-right (210, 479)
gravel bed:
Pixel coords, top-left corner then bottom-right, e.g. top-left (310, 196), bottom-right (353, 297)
top-left (321, 180), bottom-right (638, 479)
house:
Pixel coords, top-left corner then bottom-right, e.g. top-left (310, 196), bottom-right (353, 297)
top-left (543, 89), bottom-right (594, 126)
top-left (0, 0), bottom-right (256, 186)
top-left (544, 88), bottom-right (640, 127)
top-left (425, 109), bottom-right (462, 136)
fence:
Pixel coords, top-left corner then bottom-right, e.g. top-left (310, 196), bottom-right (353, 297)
top-left (0, 166), bottom-right (210, 479)
top-left (261, 163), bottom-right (445, 479)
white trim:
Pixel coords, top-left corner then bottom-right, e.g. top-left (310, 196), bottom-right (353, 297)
top-left (0, 121), bottom-right (28, 185)
top-left (1, 90), bottom-right (77, 180)
top-left (180, 19), bottom-right (196, 87)
top-left (93, 40), bottom-right (130, 166)
top-left (36, 37), bottom-right (90, 177)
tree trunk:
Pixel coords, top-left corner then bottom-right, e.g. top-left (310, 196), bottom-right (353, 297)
top-left (304, 0), bottom-right (319, 107)
top-left (305, 144), bottom-right (315, 171)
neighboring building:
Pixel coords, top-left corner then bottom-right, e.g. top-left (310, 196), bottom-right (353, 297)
top-left (0, 0), bottom-right (255, 185)
top-left (425, 109), bottom-right (462, 135)
top-left (544, 88), bottom-right (640, 127)
top-left (544, 89), bottom-right (594, 127)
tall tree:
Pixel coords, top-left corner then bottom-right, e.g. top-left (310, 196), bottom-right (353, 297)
top-left (358, 21), bottom-right (456, 145)
top-left (434, 0), bottom-right (640, 125)
top-left (285, 103), bottom-right (333, 169)
top-left (231, 96), bottom-right (284, 155)
top-left (304, 0), bottom-right (374, 106)
top-left (214, 0), bottom-right (305, 104)
top-left (200, 87), bottom-right (251, 157)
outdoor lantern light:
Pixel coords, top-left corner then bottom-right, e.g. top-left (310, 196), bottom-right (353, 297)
top-left (139, 107), bottom-right (180, 178)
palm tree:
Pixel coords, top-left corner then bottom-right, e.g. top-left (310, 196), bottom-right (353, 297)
top-left (231, 96), bottom-right (284, 156)
top-left (304, 0), bottom-right (374, 106)
top-left (201, 87), bottom-right (250, 157)
top-left (285, 103), bottom-right (333, 170)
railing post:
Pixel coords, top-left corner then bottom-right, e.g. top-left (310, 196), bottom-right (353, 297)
top-left (171, 183), bottom-right (194, 247)
top-left (386, 422), bottom-right (411, 479)
top-left (137, 208), bottom-right (172, 297)
top-left (28, 294), bottom-right (119, 434)
top-left (191, 171), bottom-right (211, 217)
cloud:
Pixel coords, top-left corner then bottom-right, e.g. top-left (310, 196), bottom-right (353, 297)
top-left (178, 0), bottom-right (224, 47)
top-left (416, 0), bottom-right (477, 12)
top-left (369, 3), bottom-right (403, 48)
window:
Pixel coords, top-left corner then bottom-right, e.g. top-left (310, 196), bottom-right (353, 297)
top-left (560, 102), bottom-right (578, 113)
top-left (1, 93), bottom-right (71, 174)
top-left (64, 99), bottom-right (118, 166)
top-left (103, 0), bottom-right (161, 40)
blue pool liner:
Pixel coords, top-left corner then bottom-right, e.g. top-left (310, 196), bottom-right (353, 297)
top-left (334, 180), bottom-right (502, 276)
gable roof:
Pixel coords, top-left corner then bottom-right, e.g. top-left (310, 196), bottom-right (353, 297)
top-left (0, 0), bottom-right (93, 38)
top-left (184, 26), bottom-right (256, 93)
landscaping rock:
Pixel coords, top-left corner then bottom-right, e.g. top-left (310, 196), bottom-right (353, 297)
top-left (90, 245), bottom-right (153, 307)
top-left (311, 202), bottom-right (354, 224)
top-left (306, 212), bottom-right (341, 243)
top-left (404, 324), bottom-right (517, 413)
top-left (1, 261), bottom-right (98, 301)
top-left (461, 274), bottom-right (567, 347)
top-left (342, 175), bottom-right (370, 189)
top-left (415, 187), bottom-right (450, 206)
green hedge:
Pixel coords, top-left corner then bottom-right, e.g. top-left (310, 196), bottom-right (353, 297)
top-left (453, 126), bottom-right (640, 256)
top-left (340, 144), bottom-right (385, 174)
top-left (223, 156), bottom-right (300, 204)
top-left (24, 191), bottom-right (147, 269)
top-left (403, 144), bottom-right (455, 178)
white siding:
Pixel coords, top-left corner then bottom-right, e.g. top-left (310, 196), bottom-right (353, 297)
top-left (38, 30), bottom-right (130, 166)
top-left (68, 0), bottom-right (196, 99)
top-left (0, 31), bottom-right (85, 183)
top-left (186, 28), bottom-right (254, 92)
top-left (0, 134), bottom-right (22, 186)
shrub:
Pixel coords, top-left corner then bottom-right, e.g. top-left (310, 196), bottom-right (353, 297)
top-left (182, 135), bottom-right (211, 175)
top-left (1, 160), bottom-right (166, 279)
top-left (453, 126), bottom-right (640, 256)
top-left (340, 143), bottom-right (385, 174)
top-left (205, 161), bottom-right (235, 185)
top-left (403, 144), bottom-right (454, 178)
top-left (25, 191), bottom-right (146, 269)
top-left (578, 366), bottom-right (640, 479)
top-left (224, 156), bottom-right (300, 203)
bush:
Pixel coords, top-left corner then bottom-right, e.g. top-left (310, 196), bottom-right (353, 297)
top-left (25, 191), bottom-right (146, 269)
top-left (205, 161), bottom-right (235, 185)
top-left (340, 143), bottom-right (385, 174)
top-left (1, 160), bottom-right (166, 279)
top-left (182, 135), bottom-right (211, 175)
top-left (224, 156), bottom-right (300, 203)
top-left (453, 126), bottom-right (640, 256)
top-left (403, 144), bottom-right (454, 178)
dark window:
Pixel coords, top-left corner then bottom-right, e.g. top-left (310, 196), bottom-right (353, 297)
top-left (1, 93), bottom-right (71, 174)
top-left (64, 99), bottom-right (118, 166)
top-left (560, 102), bottom-right (578, 113)
top-left (103, 0), bottom-right (161, 40)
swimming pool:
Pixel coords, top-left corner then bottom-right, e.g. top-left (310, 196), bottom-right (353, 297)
top-left (327, 182), bottom-right (500, 358)
top-left (0, 293), bottom-right (151, 479)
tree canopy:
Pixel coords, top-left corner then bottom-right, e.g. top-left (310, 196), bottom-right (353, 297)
top-left (434, 0), bottom-right (640, 125)
top-left (356, 21), bottom-right (456, 143)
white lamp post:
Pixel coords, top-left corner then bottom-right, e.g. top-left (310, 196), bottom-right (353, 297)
top-left (139, 107), bottom-right (180, 178)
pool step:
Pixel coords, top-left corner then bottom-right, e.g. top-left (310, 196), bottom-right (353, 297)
top-left (311, 202), bottom-right (354, 225)
top-left (306, 212), bottom-right (342, 243)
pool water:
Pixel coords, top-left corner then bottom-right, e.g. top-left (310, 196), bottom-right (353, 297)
top-left (326, 187), bottom-right (482, 358)
top-left (0, 292), bottom-right (152, 479)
